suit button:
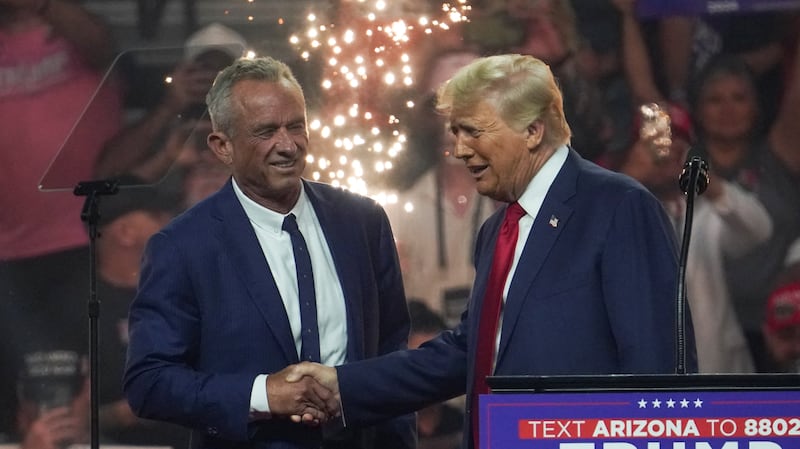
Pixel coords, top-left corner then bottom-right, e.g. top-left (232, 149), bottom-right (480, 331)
top-left (207, 427), bottom-right (219, 436)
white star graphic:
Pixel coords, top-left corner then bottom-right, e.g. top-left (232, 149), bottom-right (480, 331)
top-left (652, 399), bottom-right (662, 408)
top-left (638, 399), bottom-right (648, 408)
top-left (680, 399), bottom-right (690, 408)
top-left (666, 399), bottom-right (676, 408)
top-left (694, 398), bottom-right (703, 408)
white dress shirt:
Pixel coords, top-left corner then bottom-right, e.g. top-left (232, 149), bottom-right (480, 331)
top-left (231, 179), bottom-right (348, 416)
top-left (493, 145), bottom-right (569, 369)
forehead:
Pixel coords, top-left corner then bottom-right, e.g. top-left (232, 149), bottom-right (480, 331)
top-left (232, 79), bottom-right (305, 113)
top-left (701, 73), bottom-right (755, 96)
top-left (449, 100), bottom-right (499, 126)
top-left (233, 79), bottom-right (304, 106)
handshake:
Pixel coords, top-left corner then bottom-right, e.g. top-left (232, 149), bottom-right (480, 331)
top-left (266, 362), bottom-right (341, 425)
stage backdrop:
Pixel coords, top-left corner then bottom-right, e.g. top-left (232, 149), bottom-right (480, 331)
top-left (638, 0), bottom-right (800, 17)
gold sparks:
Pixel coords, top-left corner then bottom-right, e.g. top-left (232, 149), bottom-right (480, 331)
top-left (289, 0), bottom-right (470, 199)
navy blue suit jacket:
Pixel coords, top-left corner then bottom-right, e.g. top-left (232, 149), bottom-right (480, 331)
top-left (336, 150), bottom-right (696, 448)
top-left (123, 179), bottom-right (414, 449)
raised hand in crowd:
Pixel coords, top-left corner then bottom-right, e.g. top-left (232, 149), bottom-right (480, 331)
top-left (17, 379), bottom-right (90, 449)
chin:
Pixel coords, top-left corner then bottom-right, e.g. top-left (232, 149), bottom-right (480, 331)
top-left (474, 183), bottom-right (491, 197)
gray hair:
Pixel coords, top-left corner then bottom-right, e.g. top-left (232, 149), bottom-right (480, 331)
top-left (206, 56), bottom-right (305, 136)
top-left (436, 54), bottom-right (571, 149)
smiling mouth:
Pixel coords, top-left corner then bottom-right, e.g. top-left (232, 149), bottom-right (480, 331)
top-left (272, 160), bottom-right (296, 169)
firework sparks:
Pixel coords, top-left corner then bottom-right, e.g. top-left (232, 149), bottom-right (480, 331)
top-left (289, 0), bottom-right (470, 199)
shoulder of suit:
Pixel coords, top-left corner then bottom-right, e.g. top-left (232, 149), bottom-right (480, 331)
top-left (578, 156), bottom-right (648, 192)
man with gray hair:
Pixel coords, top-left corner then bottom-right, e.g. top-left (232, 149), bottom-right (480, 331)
top-left (123, 56), bottom-right (414, 449)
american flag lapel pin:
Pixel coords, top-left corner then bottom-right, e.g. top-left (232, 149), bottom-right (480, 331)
top-left (549, 215), bottom-right (559, 228)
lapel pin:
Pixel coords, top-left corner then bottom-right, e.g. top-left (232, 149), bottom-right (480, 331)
top-left (549, 215), bottom-right (559, 228)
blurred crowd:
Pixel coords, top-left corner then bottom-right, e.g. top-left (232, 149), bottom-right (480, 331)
top-left (0, 0), bottom-right (799, 448)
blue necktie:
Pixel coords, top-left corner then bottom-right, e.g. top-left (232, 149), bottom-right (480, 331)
top-left (282, 213), bottom-right (321, 362)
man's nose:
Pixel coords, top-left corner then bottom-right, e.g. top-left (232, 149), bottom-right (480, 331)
top-left (451, 134), bottom-right (470, 159)
top-left (275, 128), bottom-right (297, 151)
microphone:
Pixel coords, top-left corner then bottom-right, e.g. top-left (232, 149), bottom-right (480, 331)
top-left (674, 155), bottom-right (709, 374)
top-left (678, 156), bottom-right (709, 196)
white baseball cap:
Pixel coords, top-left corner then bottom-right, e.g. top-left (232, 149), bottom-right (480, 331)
top-left (184, 23), bottom-right (247, 62)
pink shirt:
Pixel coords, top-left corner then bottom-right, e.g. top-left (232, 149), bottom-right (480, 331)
top-left (0, 23), bottom-right (121, 259)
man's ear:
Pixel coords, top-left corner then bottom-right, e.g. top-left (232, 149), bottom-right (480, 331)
top-left (207, 132), bottom-right (234, 165)
top-left (525, 120), bottom-right (544, 150)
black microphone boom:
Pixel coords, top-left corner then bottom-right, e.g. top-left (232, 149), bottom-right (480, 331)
top-left (674, 155), bottom-right (709, 375)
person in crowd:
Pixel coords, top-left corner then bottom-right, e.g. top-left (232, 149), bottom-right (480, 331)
top-left (752, 239), bottom-right (800, 373)
top-left (13, 351), bottom-right (90, 449)
top-left (612, 0), bottom-right (772, 373)
top-left (407, 300), bottom-right (464, 449)
top-left (285, 54), bottom-right (693, 449)
top-left (617, 103), bottom-right (770, 374)
top-left (506, 0), bottom-right (611, 162)
top-left (179, 118), bottom-right (231, 209)
top-left (386, 48), bottom-right (497, 321)
top-left (568, 1), bottom-right (634, 160)
top-left (89, 176), bottom-right (188, 448)
top-left (123, 56), bottom-right (415, 449)
top-left (627, 1), bottom-right (794, 122)
top-left (693, 45), bottom-right (800, 353)
top-left (759, 285), bottom-right (800, 373)
top-left (0, 0), bottom-right (122, 437)
top-left (613, 0), bottom-right (800, 365)
top-left (95, 22), bottom-right (246, 195)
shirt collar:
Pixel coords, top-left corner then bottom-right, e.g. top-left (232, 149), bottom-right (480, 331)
top-left (516, 145), bottom-right (569, 214)
top-left (232, 178), bottom-right (310, 235)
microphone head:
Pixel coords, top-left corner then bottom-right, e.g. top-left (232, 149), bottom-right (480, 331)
top-left (678, 156), bottom-right (710, 195)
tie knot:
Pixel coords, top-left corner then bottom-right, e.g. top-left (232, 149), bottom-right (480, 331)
top-left (505, 202), bottom-right (525, 224)
top-left (282, 213), bottom-right (299, 233)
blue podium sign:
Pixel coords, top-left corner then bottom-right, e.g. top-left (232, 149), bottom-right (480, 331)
top-left (638, 0), bottom-right (800, 17)
top-left (480, 391), bottom-right (800, 448)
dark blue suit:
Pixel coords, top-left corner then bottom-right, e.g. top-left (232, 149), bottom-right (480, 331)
top-left (124, 179), bottom-right (414, 449)
top-left (335, 150), bottom-right (695, 448)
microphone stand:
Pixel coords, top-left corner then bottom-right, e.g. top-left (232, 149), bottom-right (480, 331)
top-left (74, 179), bottom-right (120, 449)
top-left (674, 156), bottom-right (709, 375)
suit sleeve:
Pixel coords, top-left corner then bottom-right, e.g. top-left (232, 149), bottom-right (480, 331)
top-left (337, 321), bottom-right (469, 425)
top-left (123, 232), bottom-right (254, 441)
top-left (601, 188), bottom-right (697, 373)
top-left (337, 204), bottom-right (469, 428)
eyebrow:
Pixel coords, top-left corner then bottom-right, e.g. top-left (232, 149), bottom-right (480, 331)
top-left (252, 117), bottom-right (305, 133)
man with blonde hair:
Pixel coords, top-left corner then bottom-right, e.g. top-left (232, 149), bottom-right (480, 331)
top-left (288, 54), bottom-right (692, 449)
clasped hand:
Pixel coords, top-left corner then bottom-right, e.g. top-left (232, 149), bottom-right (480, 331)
top-left (266, 362), bottom-right (340, 425)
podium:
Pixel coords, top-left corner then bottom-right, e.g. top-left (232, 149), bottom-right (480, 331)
top-left (481, 374), bottom-right (800, 448)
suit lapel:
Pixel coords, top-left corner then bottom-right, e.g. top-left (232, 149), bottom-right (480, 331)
top-left (495, 150), bottom-right (580, 365)
top-left (212, 181), bottom-right (298, 363)
top-left (303, 181), bottom-right (364, 362)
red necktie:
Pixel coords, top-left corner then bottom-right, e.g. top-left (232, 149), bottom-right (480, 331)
top-left (472, 201), bottom-right (525, 448)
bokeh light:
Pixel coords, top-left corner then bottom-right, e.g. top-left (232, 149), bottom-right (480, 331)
top-left (289, 0), bottom-right (471, 200)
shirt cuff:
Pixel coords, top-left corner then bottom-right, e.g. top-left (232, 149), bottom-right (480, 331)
top-left (249, 374), bottom-right (271, 420)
